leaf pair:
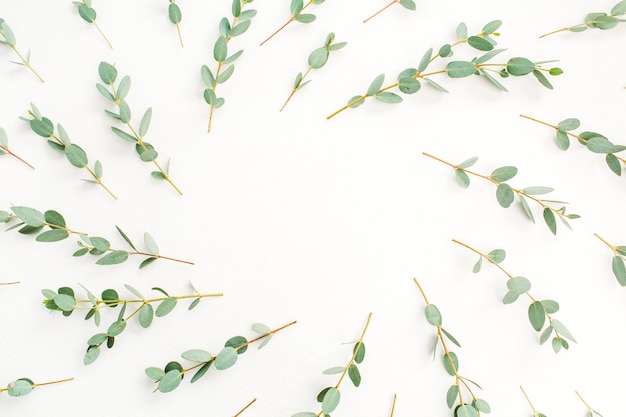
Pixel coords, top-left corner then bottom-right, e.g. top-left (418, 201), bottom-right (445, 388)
top-left (0, 18), bottom-right (44, 82)
top-left (72, 0), bottom-right (112, 48)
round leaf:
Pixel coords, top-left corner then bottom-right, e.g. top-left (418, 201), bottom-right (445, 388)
top-left (65, 144), bottom-right (88, 168)
top-left (308, 47), bottom-right (329, 69)
top-left (507, 276), bottom-right (531, 295)
top-left (214, 346), bottom-right (238, 370)
top-left (425, 304), bottom-right (442, 326)
top-left (158, 370), bottom-right (182, 393)
top-left (507, 57), bottom-right (535, 76)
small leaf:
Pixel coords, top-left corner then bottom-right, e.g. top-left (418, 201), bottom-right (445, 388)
top-left (168, 3), bottom-right (182, 24)
top-left (522, 186), bottom-right (554, 195)
top-left (290, 0), bottom-right (304, 16)
top-left (295, 14), bottom-right (316, 23)
top-left (11, 206), bottom-right (45, 227)
top-left (541, 300), bottom-right (559, 314)
top-left (555, 130), bottom-right (570, 150)
top-left (36, 229), bottom-right (69, 242)
top-left (519, 195), bottom-right (535, 222)
top-left (528, 301), bottom-right (546, 331)
top-left (424, 304), bottom-right (442, 326)
top-left (217, 65), bottom-right (235, 83)
top-left (353, 342), bottom-right (366, 363)
top-left (96, 251), bottom-right (129, 265)
top-left (201, 65), bottom-right (215, 87)
top-left (322, 366), bottom-right (345, 375)
top-left (543, 208), bottom-right (557, 235)
top-left (587, 137), bottom-right (616, 153)
top-left (398, 0), bottom-right (416, 10)
top-left (456, 404), bottom-right (479, 417)
top-left (540, 326), bottom-right (553, 344)
top-left (417, 48), bottom-right (433, 72)
top-left (84, 346), bottom-right (100, 365)
top-left (557, 118), bottom-right (580, 131)
top-left (398, 77), bottom-right (421, 94)
top-left (308, 47), bottom-right (329, 69)
top-left (139, 108), bottom-right (152, 137)
top-left (7, 379), bottom-right (33, 397)
top-left (488, 249), bottom-right (506, 263)
top-left (507, 57), bottom-right (535, 76)
top-left (606, 154), bottom-right (622, 176)
top-left (482, 19), bottom-right (502, 34)
top-left (496, 183), bottom-right (514, 208)
top-left (502, 291), bottom-right (519, 304)
top-left (455, 169), bottom-right (470, 188)
top-left (375, 92), bottom-right (402, 104)
top-left (94, 160), bottom-right (103, 178)
top-left (145, 367), bottom-right (165, 381)
top-left (1, 22), bottom-right (17, 46)
top-left (98, 62), bottom-right (117, 84)
top-left (191, 361), bottom-right (213, 383)
top-left (181, 349), bottom-right (213, 362)
top-left (158, 370), bottom-right (182, 393)
top-left (155, 297), bottom-right (177, 317)
top-left (550, 319), bottom-right (576, 342)
top-left (367, 74), bottom-right (385, 96)
top-left (231, 20), bottom-right (251, 36)
top-left (29, 118), bottom-right (54, 138)
top-left (507, 276), bottom-right (532, 295)
top-left (456, 22), bottom-right (468, 39)
top-left (65, 144), bottom-right (88, 168)
top-left (446, 384), bottom-right (459, 408)
top-left (321, 387), bottom-right (341, 414)
top-left (111, 127), bottom-right (138, 143)
top-left (348, 364), bottom-right (361, 387)
top-left (468, 36), bottom-right (493, 51)
top-left (251, 323), bottom-right (270, 334)
top-left (214, 346), bottom-right (238, 370)
top-left (446, 61), bottom-right (477, 78)
top-left (139, 304), bottom-right (154, 328)
top-left (490, 166), bottom-right (518, 182)
top-left (443, 352), bottom-right (459, 375)
top-left (612, 255), bottom-right (626, 286)
top-left (458, 156), bottom-right (478, 169)
top-left (144, 232), bottom-right (159, 255)
top-left (213, 36), bottom-right (227, 62)
top-left (472, 257), bottom-right (482, 273)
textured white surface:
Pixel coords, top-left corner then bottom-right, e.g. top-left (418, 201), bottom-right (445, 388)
top-left (0, 0), bottom-right (625, 416)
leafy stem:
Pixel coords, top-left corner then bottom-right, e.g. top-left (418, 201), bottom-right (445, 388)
top-left (0, 19), bottom-right (44, 82)
top-left (539, 0), bottom-right (626, 38)
top-left (520, 386), bottom-right (546, 417)
top-left (260, 0), bottom-right (324, 46)
top-left (363, 0), bottom-right (416, 24)
top-left (594, 233), bottom-right (626, 286)
top-left (73, 0), bottom-right (113, 48)
top-left (168, 0), bottom-right (184, 47)
top-left (0, 127), bottom-right (34, 169)
top-left (0, 377), bottom-right (73, 396)
top-left (575, 391), bottom-right (602, 416)
top-left (334, 312), bottom-right (371, 390)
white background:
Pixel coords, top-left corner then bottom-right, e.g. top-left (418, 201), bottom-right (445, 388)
top-left (1, 0), bottom-right (625, 415)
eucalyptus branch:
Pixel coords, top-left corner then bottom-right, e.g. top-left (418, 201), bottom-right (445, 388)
top-left (414, 278), bottom-right (490, 416)
top-left (260, 0), bottom-right (325, 46)
top-left (539, 0), bottom-right (626, 38)
top-left (576, 391), bottom-right (603, 417)
top-left (281, 32), bottom-right (347, 111)
top-left (0, 377), bottom-right (73, 397)
top-left (97, 62), bottom-right (183, 195)
top-left (292, 313), bottom-right (372, 417)
top-left (22, 103), bottom-right (116, 199)
top-left (72, 0), bottom-right (113, 49)
top-left (146, 320), bottom-right (297, 392)
top-left (1, 206), bottom-right (194, 268)
top-left (423, 152), bottom-right (579, 235)
top-left (520, 386), bottom-right (547, 417)
top-left (168, 0), bottom-right (183, 47)
top-left (363, 0), bottom-right (416, 24)
top-left (521, 114), bottom-right (626, 177)
top-left (0, 18), bottom-right (44, 82)
top-left (453, 239), bottom-right (576, 353)
top-left (233, 398), bottom-right (257, 417)
top-left (201, 0), bottom-right (258, 133)
top-left (43, 283), bottom-right (221, 364)
top-left (327, 21), bottom-right (563, 119)
top-left (0, 127), bottom-right (34, 169)
top-left (594, 233), bottom-right (626, 286)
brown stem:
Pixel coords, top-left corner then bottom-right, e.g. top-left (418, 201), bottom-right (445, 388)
top-left (363, 1), bottom-right (397, 23)
top-left (176, 23), bottom-right (184, 48)
top-left (33, 377), bottom-right (74, 388)
top-left (594, 232), bottom-right (617, 254)
top-left (84, 165), bottom-right (118, 200)
top-left (10, 45), bottom-right (44, 83)
top-left (389, 394), bottom-right (397, 417)
top-left (260, 0), bottom-right (314, 46)
top-left (233, 398), bottom-right (257, 417)
top-left (93, 20), bottom-right (113, 49)
top-left (335, 312), bottom-right (372, 389)
top-left (2, 147), bottom-right (35, 169)
top-left (280, 66), bottom-right (312, 111)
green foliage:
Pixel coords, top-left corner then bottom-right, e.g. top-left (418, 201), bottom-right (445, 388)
top-left (455, 240), bottom-right (575, 352)
top-left (424, 153), bottom-right (578, 234)
top-left (148, 320), bottom-right (295, 392)
top-left (0, 377), bottom-right (72, 397)
top-left (0, 19), bottom-right (44, 82)
top-left (42, 283), bottom-right (219, 364)
top-left (72, 0), bottom-right (112, 48)
top-left (594, 233), bottom-right (626, 286)
top-left (328, 20), bottom-right (563, 119)
top-left (97, 62), bottom-right (182, 195)
top-left (203, 0), bottom-right (257, 132)
top-left (363, 0), bottom-right (417, 24)
top-left (540, 0), bottom-right (626, 37)
top-left (1, 206), bottom-right (192, 268)
top-left (261, 0), bottom-right (326, 45)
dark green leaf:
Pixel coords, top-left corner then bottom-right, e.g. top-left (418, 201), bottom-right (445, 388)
top-left (348, 364), bottom-right (361, 387)
top-left (168, 3), bottom-right (182, 24)
top-left (353, 342), bottom-right (365, 363)
top-left (190, 361), bottom-right (213, 383)
top-left (78, 5), bottom-right (96, 22)
top-left (225, 335), bottom-right (248, 354)
top-left (543, 208), bottom-right (557, 235)
top-left (30, 118), bottom-right (54, 138)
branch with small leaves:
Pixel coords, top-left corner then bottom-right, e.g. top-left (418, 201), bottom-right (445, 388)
top-left (72, 0), bottom-right (113, 49)
top-left (327, 21), bottom-right (563, 119)
top-left (540, 0), bottom-right (626, 38)
top-left (0, 18), bottom-right (44, 82)
top-left (281, 32), bottom-right (346, 111)
top-left (43, 283), bottom-right (221, 365)
top-left (423, 152), bottom-right (579, 235)
top-left (521, 386), bottom-right (547, 417)
top-left (260, 0), bottom-right (325, 46)
top-left (414, 278), bottom-right (490, 417)
top-left (292, 313), bottom-right (371, 417)
top-left (594, 233), bottom-right (626, 286)
top-left (363, 0), bottom-right (416, 24)
top-left (0, 127), bottom-right (34, 169)
top-left (146, 320), bottom-right (296, 392)
top-left (97, 62), bottom-right (183, 195)
top-left (576, 391), bottom-right (603, 417)
top-left (22, 103), bottom-right (116, 199)
top-left (0, 377), bottom-right (73, 397)
top-left (0, 206), bottom-right (194, 268)
top-left (168, 0), bottom-right (183, 47)
top-left (454, 239), bottom-right (576, 353)
top-left (201, 0), bottom-right (257, 133)
top-left (521, 114), bottom-right (626, 177)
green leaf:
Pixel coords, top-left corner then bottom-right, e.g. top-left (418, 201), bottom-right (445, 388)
top-left (606, 154), bottom-right (622, 176)
top-left (1, 21), bottom-right (16, 46)
top-left (322, 366), bottom-right (345, 375)
top-left (138, 108), bottom-right (152, 137)
top-left (98, 62), bottom-right (117, 84)
top-left (496, 183), bottom-right (514, 208)
top-left (139, 304), bottom-right (154, 328)
top-left (424, 304), bottom-right (442, 326)
top-left (398, 77), bottom-right (421, 94)
top-left (155, 297), bottom-right (177, 317)
top-left (519, 194), bottom-right (534, 222)
top-left (353, 342), bottom-right (366, 363)
top-left (321, 387), bottom-right (341, 413)
top-left (541, 300), bottom-right (559, 314)
top-left (36, 229), bottom-right (69, 242)
top-left (158, 370), bottom-right (182, 393)
top-left (214, 36), bottom-right (227, 62)
top-left (217, 65), bottom-right (235, 84)
top-left (87, 333), bottom-right (107, 346)
top-left (468, 36), bottom-right (493, 51)
top-left (190, 361), bottom-right (213, 383)
top-left (612, 256), bottom-right (626, 286)
top-left (348, 95), bottom-right (365, 108)
top-left (456, 22), bottom-right (468, 39)
top-left (532, 69), bottom-right (553, 89)
top-left (557, 118), bottom-right (580, 131)
top-left (551, 319), bottom-right (576, 342)
top-left (168, 3), bottom-right (182, 24)
top-left (417, 48), bottom-right (433, 72)
top-left (308, 47), bottom-right (329, 69)
top-left (231, 20), bottom-right (251, 36)
top-left (225, 336), bottom-right (248, 354)
top-left (292, 413), bottom-right (317, 417)
top-left (612, 0), bottom-right (626, 15)
top-left (555, 130), bottom-right (570, 150)
top-left (143, 232), bottom-right (159, 255)
top-left (96, 251), bottom-right (129, 265)
top-left (94, 160), bottom-right (103, 178)
top-left (7, 379), bottom-right (34, 397)
top-left (139, 257), bottom-right (158, 269)
top-left (65, 144), bottom-right (88, 168)
top-left (145, 367), bottom-right (165, 381)
top-left (258, 334), bottom-right (273, 350)
top-left (586, 137), bottom-right (615, 153)
top-left (502, 291), bottom-right (519, 304)
top-left (490, 166), bottom-right (517, 182)
top-left (252, 323), bottom-right (270, 334)
top-left (214, 346), bottom-right (238, 370)
top-left (446, 61), bottom-right (477, 78)
top-left (480, 68), bottom-right (509, 92)
top-left (543, 208), bottom-right (557, 235)
top-left (118, 100), bottom-right (131, 124)
top-left (107, 320), bottom-right (126, 336)
top-left (472, 399), bottom-right (491, 413)
top-left (295, 13), bottom-right (316, 23)
top-left (540, 325), bottom-right (553, 344)
top-left (182, 349), bottom-right (213, 362)
top-left (472, 257), bottom-right (482, 273)
top-left (487, 249), bottom-right (505, 263)
top-left (224, 49), bottom-right (244, 65)
top-left (201, 65), bottom-right (215, 87)
top-left (438, 44), bottom-right (452, 58)
top-left (454, 169), bottom-right (470, 188)
top-left (552, 337), bottom-right (563, 353)
top-left (348, 364), bottom-right (361, 387)
top-left (456, 404), bottom-right (479, 417)
top-left (188, 298), bottom-right (201, 310)
top-left (375, 92), bottom-right (402, 103)
top-left (522, 186), bottom-right (554, 195)
top-left (446, 384), bottom-right (459, 408)
top-left (139, 148), bottom-right (158, 162)
top-left (54, 293), bottom-right (76, 312)
top-left (327, 41), bottom-right (347, 51)
top-left (507, 57), bottom-right (535, 76)
top-left (30, 118), bottom-right (54, 138)
top-left (367, 74), bottom-right (385, 96)
top-left (111, 127), bottom-right (137, 143)
top-left (398, 0), bottom-right (416, 10)
top-left (78, 5), bottom-right (96, 22)
top-left (11, 206), bottom-right (45, 227)
top-left (152, 287), bottom-right (170, 297)
top-left (507, 276), bottom-right (531, 295)
top-left (116, 76), bottom-right (131, 100)
top-left (475, 49), bottom-right (507, 65)
top-left (84, 346), bottom-right (100, 365)
top-left (594, 15), bottom-right (619, 29)
top-left (239, 9), bottom-right (257, 20)
top-left (443, 351), bottom-right (459, 375)
top-left (528, 301), bottom-right (546, 331)
top-left (290, 0), bottom-right (304, 16)
top-left (482, 20), bottom-right (502, 34)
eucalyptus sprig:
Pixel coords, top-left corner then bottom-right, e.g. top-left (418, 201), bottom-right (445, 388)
top-left (292, 313), bottom-right (371, 417)
top-left (260, 0), bottom-right (325, 46)
top-left (22, 103), bottom-right (117, 199)
top-left (327, 21), bottom-right (563, 119)
top-left (201, 0), bottom-right (257, 133)
top-left (0, 18), bottom-right (44, 82)
top-left (280, 32), bottom-right (347, 111)
top-left (168, 0), bottom-right (183, 47)
top-left (146, 320), bottom-right (297, 392)
top-left (0, 377), bottom-right (73, 397)
top-left (42, 283), bottom-right (222, 365)
top-left (520, 386), bottom-right (547, 417)
top-left (363, 0), bottom-right (416, 24)
top-left (576, 391), bottom-right (603, 417)
top-left (1, 206), bottom-right (194, 268)
top-left (521, 114), bottom-right (626, 177)
top-left (594, 233), bottom-right (626, 286)
top-left (97, 62), bottom-right (183, 195)
top-left (423, 152), bottom-right (578, 235)
top-left (72, 0), bottom-right (113, 49)
top-left (453, 239), bottom-right (576, 353)
top-left (414, 278), bottom-right (490, 417)
top-left (539, 0), bottom-right (626, 38)
top-left (0, 127), bottom-right (34, 169)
